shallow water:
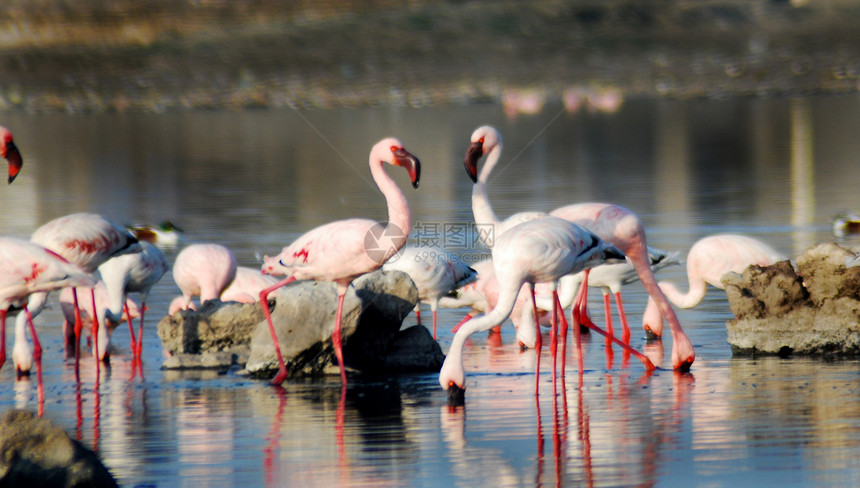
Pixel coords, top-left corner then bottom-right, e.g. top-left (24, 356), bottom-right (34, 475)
top-left (2, 95), bottom-right (860, 486)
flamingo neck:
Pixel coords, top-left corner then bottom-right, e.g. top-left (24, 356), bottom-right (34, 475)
top-left (658, 278), bottom-right (707, 309)
top-left (370, 157), bottom-right (411, 258)
top-left (629, 243), bottom-right (685, 335)
top-left (472, 145), bottom-right (502, 242)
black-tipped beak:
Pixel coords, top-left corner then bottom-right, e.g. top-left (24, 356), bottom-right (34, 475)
top-left (394, 147), bottom-right (421, 189)
top-left (463, 141), bottom-right (481, 183)
top-left (5, 141), bottom-right (22, 184)
top-left (446, 383), bottom-right (466, 406)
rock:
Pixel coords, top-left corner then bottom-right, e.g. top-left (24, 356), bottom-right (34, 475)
top-left (158, 269), bottom-right (441, 377)
top-left (0, 409), bottom-right (118, 487)
top-left (157, 299), bottom-right (264, 356)
top-left (246, 269), bottom-right (425, 377)
top-left (724, 243), bottom-right (860, 356)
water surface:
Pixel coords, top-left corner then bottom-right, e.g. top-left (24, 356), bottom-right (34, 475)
top-left (2, 95), bottom-right (860, 487)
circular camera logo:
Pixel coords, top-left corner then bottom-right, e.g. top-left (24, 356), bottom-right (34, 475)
top-left (364, 221), bottom-right (406, 265)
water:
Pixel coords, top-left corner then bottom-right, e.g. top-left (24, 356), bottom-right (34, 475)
top-left (2, 95), bottom-right (860, 487)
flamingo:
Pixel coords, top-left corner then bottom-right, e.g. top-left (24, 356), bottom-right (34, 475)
top-left (172, 243), bottom-right (237, 312)
top-left (0, 237), bottom-right (95, 412)
top-left (438, 258), bottom-right (496, 329)
top-left (220, 266), bottom-right (278, 303)
top-left (464, 125), bottom-right (695, 371)
top-left (382, 245), bottom-right (477, 339)
top-left (641, 234), bottom-right (786, 338)
top-left (28, 212), bottom-right (140, 377)
top-left (98, 241), bottom-right (168, 359)
top-left (59, 283), bottom-right (142, 361)
top-left (0, 126), bottom-right (23, 183)
top-left (439, 216), bottom-right (653, 400)
top-left (259, 137), bottom-right (421, 386)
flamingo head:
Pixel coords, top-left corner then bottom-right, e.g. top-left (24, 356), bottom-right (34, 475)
top-left (642, 295), bottom-right (664, 339)
top-left (376, 137), bottom-right (421, 189)
top-left (0, 126), bottom-right (22, 184)
top-left (438, 356), bottom-right (466, 405)
top-left (463, 125), bottom-right (502, 183)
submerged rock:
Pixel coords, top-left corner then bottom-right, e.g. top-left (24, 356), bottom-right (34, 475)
top-left (0, 409), bottom-right (118, 487)
top-left (723, 243), bottom-right (860, 356)
top-left (157, 269), bottom-right (445, 377)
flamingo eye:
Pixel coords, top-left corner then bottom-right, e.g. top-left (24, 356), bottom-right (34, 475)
top-left (478, 137), bottom-right (485, 144)
top-left (390, 145), bottom-right (399, 153)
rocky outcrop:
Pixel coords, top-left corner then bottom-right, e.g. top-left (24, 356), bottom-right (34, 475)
top-left (156, 269), bottom-right (445, 377)
top-left (723, 243), bottom-right (860, 357)
top-left (0, 409), bottom-right (118, 487)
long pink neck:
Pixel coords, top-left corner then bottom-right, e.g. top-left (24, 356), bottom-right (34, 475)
top-left (658, 276), bottom-right (707, 309)
top-left (472, 144), bottom-right (502, 239)
top-left (370, 157), bottom-right (411, 260)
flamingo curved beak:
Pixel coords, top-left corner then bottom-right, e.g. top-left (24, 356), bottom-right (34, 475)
top-left (446, 382), bottom-right (466, 406)
top-left (463, 141), bottom-right (481, 183)
top-left (4, 140), bottom-right (22, 184)
top-left (393, 147), bottom-right (421, 189)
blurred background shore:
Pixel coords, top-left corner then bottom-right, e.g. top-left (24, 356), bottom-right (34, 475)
top-left (0, 0), bottom-right (859, 113)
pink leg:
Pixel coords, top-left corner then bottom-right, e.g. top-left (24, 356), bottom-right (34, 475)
top-left (332, 293), bottom-right (348, 387)
top-left (613, 291), bottom-right (631, 344)
top-left (0, 310), bottom-right (5, 371)
top-left (23, 307), bottom-right (44, 417)
top-left (550, 290), bottom-right (560, 394)
top-left (72, 288), bottom-right (82, 381)
top-left (432, 310), bottom-right (437, 340)
top-left (125, 302), bottom-right (137, 354)
top-left (136, 302), bottom-right (147, 358)
top-left (529, 285), bottom-right (542, 397)
top-left (602, 293), bottom-right (614, 347)
top-left (260, 276), bottom-right (297, 385)
top-left (571, 276), bottom-right (588, 375)
top-left (451, 313), bottom-right (473, 333)
top-left (415, 309), bottom-right (422, 326)
top-left (91, 289), bottom-right (100, 383)
top-left (556, 294), bottom-right (569, 375)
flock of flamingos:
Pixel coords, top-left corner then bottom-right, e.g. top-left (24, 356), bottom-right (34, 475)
top-left (0, 123), bottom-right (789, 413)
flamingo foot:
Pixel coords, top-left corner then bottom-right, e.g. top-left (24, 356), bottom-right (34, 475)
top-left (270, 366), bottom-right (289, 385)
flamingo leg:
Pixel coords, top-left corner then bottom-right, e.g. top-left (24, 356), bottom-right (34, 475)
top-left (451, 312), bottom-right (473, 333)
top-left (602, 293), bottom-right (614, 348)
top-left (91, 289), bottom-right (101, 382)
top-left (529, 284), bottom-right (542, 397)
top-left (23, 306), bottom-right (44, 416)
top-left (613, 291), bottom-right (631, 344)
top-left (550, 290), bottom-right (559, 394)
top-left (136, 301), bottom-right (147, 358)
top-left (415, 308), bottom-right (422, 326)
top-left (332, 292), bottom-right (348, 387)
top-left (125, 302), bottom-right (137, 354)
top-left (72, 288), bottom-right (82, 381)
top-left (556, 294), bottom-right (569, 375)
top-left (571, 273), bottom-right (587, 375)
top-left (260, 276), bottom-right (297, 385)
top-left (0, 310), bottom-right (6, 371)
top-left (432, 309), bottom-right (438, 340)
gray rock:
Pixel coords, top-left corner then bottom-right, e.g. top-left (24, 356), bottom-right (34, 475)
top-left (724, 243), bottom-right (860, 356)
top-left (157, 299), bottom-right (263, 355)
top-left (245, 269), bottom-right (425, 377)
top-left (0, 409), bottom-right (118, 488)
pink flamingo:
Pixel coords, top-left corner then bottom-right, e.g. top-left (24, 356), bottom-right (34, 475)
top-left (641, 234), bottom-right (786, 338)
top-left (0, 126), bottom-right (23, 183)
top-left (59, 283), bottom-right (141, 361)
top-left (260, 137), bottom-right (421, 386)
top-left (382, 245), bottom-right (477, 339)
top-left (172, 243), bottom-right (237, 312)
top-left (98, 241), bottom-right (168, 359)
top-left (0, 237), bottom-right (95, 413)
top-left (439, 216), bottom-right (653, 400)
top-left (220, 266), bottom-right (278, 303)
top-left (29, 212), bottom-right (140, 377)
top-left (464, 125), bottom-right (695, 371)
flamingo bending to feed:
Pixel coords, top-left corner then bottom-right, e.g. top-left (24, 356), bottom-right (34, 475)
top-left (382, 245), bottom-right (477, 339)
top-left (28, 212), bottom-right (140, 377)
top-left (439, 216), bottom-right (652, 401)
top-left (220, 266), bottom-right (278, 303)
top-left (59, 283), bottom-right (141, 360)
top-left (172, 243), bottom-right (237, 312)
top-left (464, 125), bottom-right (695, 371)
top-left (260, 137), bottom-right (421, 386)
top-left (0, 126), bottom-right (23, 183)
top-left (99, 241), bottom-right (168, 358)
top-left (0, 237), bottom-right (95, 408)
top-left (642, 234), bottom-right (786, 338)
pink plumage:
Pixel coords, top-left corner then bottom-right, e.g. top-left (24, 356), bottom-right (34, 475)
top-left (172, 243), bottom-right (237, 311)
